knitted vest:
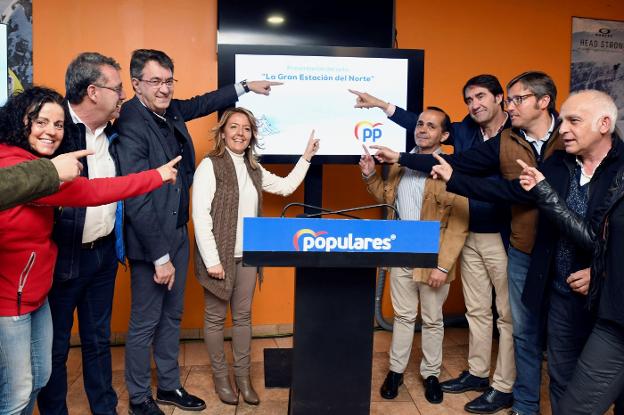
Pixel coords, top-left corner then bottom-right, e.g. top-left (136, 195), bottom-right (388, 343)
top-left (499, 128), bottom-right (563, 253)
top-left (194, 151), bottom-right (263, 300)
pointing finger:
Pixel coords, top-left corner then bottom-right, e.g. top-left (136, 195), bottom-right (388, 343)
top-left (432, 153), bottom-right (448, 165)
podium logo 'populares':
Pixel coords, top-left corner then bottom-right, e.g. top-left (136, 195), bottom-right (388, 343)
top-left (293, 228), bottom-right (396, 252)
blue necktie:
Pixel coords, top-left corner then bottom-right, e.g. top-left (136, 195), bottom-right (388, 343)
top-left (107, 131), bottom-right (126, 263)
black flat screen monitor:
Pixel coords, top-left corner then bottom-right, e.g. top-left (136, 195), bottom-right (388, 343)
top-left (218, 44), bottom-right (424, 164)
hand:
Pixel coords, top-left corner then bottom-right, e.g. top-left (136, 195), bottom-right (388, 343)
top-left (517, 159), bottom-right (544, 191)
top-left (359, 144), bottom-right (375, 176)
top-left (247, 80), bottom-right (283, 96)
top-left (369, 145), bottom-right (400, 164)
top-left (431, 153), bottom-right (453, 182)
top-left (156, 155), bottom-right (182, 184)
top-left (566, 268), bottom-right (590, 295)
top-left (50, 149), bottom-right (94, 182)
top-left (207, 263), bottom-right (225, 280)
top-left (154, 261), bottom-right (176, 290)
top-left (427, 268), bottom-right (447, 288)
top-left (348, 89), bottom-right (389, 111)
top-left (303, 130), bottom-right (320, 161)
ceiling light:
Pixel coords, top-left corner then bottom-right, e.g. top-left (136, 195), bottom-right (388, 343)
top-left (267, 15), bottom-right (285, 25)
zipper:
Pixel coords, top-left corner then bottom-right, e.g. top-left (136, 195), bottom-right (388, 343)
top-left (17, 252), bottom-right (36, 316)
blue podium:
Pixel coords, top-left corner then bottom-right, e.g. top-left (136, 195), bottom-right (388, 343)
top-left (243, 218), bottom-right (439, 415)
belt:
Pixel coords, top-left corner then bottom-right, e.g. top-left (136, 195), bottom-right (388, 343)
top-left (81, 232), bottom-right (114, 249)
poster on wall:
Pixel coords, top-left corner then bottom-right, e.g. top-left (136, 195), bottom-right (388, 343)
top-left (0, 24), bottom-right (6, 104)
top-left (571, 17), bottom-right (624, 133)
top-left (0, 0), bottom-right (32, 100)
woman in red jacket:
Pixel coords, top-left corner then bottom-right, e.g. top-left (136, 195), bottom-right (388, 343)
top-left (0, 87), bottom-right (180, 415)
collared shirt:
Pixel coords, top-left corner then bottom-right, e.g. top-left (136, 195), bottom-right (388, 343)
top-left (67, 104), bottom-right (116, 243)
top-left (481, 112), bottom-right (509, 141)
top-left (395, 147), bottom-right (442, 220)
top-left (522, 115), bottom-right (555, 154)
top-left (575, 157), bottom-right (594, 186)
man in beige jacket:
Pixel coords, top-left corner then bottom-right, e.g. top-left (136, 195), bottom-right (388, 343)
top-left (360, 106), bottom-right (469, 405)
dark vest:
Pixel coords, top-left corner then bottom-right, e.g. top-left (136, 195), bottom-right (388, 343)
top-left (194, 150), bottom-right (263, 300)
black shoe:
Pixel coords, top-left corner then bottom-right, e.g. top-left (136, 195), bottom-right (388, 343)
top-left (464, 387), bottom-right (513, 414)
top-left (440, 370), bottom-right (489, 393)
top-left (128, 397), bottom-right (164, 415)
top-left (380, 370), bottom-right (403, 399)
top-left (155, 387), bottom-right (206, 411)
top-left (424, 375), bottom-right (443, 404)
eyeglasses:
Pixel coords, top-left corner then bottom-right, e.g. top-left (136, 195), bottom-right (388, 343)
top-left (94, 84), bottom-right (124, 96)
top-left (137, 78), bottom-right (177, 88)
top-left (504, 93), bottom-right (535, 106)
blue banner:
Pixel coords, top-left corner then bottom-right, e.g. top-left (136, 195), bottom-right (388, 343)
top-left (243, 217), bottom-right (439, 254)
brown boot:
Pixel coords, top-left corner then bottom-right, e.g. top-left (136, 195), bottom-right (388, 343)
top-left (236, 376), bottom-right (260, 405)
top-left (213, 376), bottom-right (238, 405)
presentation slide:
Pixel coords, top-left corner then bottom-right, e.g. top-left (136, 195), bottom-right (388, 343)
top-left (235, 54), bottom-right (408, 157)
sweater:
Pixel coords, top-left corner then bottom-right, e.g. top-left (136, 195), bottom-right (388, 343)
top-left (192, 148), bottom-right (311, 299)
top-left (194, 150), bottom-right (262, 300)
top-left (0, 144), bottom-right (162, 316)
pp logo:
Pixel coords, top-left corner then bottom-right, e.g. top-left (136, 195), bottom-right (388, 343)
top-left (354, 121), bottom-right (383, 142)
top-left (293, 229), bottom-right (328, 251)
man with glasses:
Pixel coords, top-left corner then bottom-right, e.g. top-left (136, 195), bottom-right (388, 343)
top-left (113, 49), bottom-right (279, 415)
top-left (351, 75), bottom-right (515, 414)
top-left (371, 71), bottom-right (562, 415)
top-left (37, 52), bottom-right (127, 415)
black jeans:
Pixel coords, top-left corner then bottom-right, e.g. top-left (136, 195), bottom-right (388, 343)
top-left (558, 319), bottom-right (624, 415)
top-left (547, 289), bottom-right (594, 414)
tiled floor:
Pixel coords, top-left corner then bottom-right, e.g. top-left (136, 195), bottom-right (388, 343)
top-left (34, 328), bottom-right (553, 415)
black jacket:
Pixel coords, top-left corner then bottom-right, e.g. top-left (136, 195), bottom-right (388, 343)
top-left (52, 102), bottom-right (120, 281)
top-left (531, 159), bottom-right (624, 327)
top-left (113, 86), bottom-right (238, 262)
top-left (446, 135), bottom-right (624, 313)
top-left (389, 106), bottom-right (510, 234)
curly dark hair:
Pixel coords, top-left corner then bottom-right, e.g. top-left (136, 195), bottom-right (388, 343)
top-left (0, 86), bottom-right (64, 154)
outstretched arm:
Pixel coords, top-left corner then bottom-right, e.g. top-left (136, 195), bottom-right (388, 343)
top-left (517, 158), bottom-right (593, 249)
top-left (261, 131), bottom-right (319, 196)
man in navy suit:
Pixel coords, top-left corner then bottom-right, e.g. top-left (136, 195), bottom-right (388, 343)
top-left (114, 49), bottom-right (279, 415)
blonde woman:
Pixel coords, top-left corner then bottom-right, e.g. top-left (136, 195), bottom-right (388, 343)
top-left (192, 107), bottom-right (319, 405)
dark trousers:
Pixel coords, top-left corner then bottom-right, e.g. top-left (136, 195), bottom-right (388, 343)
top-left (547, 289), bottom-right (594, 415)
top-left (124, 226), bottom-right (189, 404)
top-left (38, 236), bottom-right (118, 415)
top-left (558, 319), bottom-right (624, 415)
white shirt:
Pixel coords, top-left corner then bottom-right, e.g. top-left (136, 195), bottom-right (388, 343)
top-left (192, 148), bottom-right (310, 267)
top-left (68, 105), bottom-right (117, 243)
top-left (522, 115), bottom-right (555, 155)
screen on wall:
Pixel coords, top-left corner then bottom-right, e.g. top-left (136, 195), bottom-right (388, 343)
top-left (218, 45), bottom-right (424, 164)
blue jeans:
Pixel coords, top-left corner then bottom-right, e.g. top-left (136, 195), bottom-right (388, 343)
top-left (0, 301), bottom-right (53, 415)
top-left (508, 247), bottom-right (544, 415)
top-left (38, 236), bottom-right (118, 415)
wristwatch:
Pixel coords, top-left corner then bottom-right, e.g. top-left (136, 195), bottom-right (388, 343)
top-left (240, 79), bottom-right (250, 93)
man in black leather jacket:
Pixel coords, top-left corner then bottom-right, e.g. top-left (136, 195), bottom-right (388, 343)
top-left (515, 126), bottom-right (624, 415)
